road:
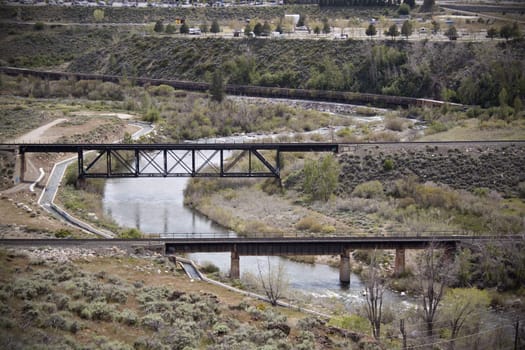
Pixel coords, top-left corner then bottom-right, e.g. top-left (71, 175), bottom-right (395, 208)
top-left (37, 121), bottom-right (154, 237)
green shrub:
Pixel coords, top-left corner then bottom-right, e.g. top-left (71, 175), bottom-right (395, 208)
top-left (13, 279), bottom-right (51, 300)
top-left (296, 216), bottom-right (323, 232)
top-left (80, 302), bottom-right (117, 321)
top-left (33, 22), bottom-right (45, 31)
top-left (118, 228), bottom-right (143, 239)
top-left (352, 180), bottom-right (384, 199)
top-left (328, 314), bottom-right (370, 334)
top-left (63, 165), bottom-right (78, 187)
top-left (383, 158), bottom-right (395, 171)
top-left (142, 301), bottom-right (173, 314)
top-left (42, 312), bottom-right (77, 331)
top-left (106, 288), bottom-right (128, 304)
top-left (141, 313), bottom-right (165, 332)
top-left (353, 250), bottom-right (372, 264)
top-left (137, 287), bottom-right (170, 304)
top-left (148, 84), bottom-right (175, 97)
top-left (144, 107), bottom-right (160, 123)
top-left (55, 229), bottom-right (72, 238)
top-left (213, 322), bottom-right (230, 336)
top-left (297, 317), bottom-right (324, 331)
top-left (321, 225), bottom-right (336, 234)
top-left (384, 116), bottom-right (405, 131)
top-left (117, 309), bottom-right (138, 326)
top-left (200, 262), bottom-right (220, 274)
top-left (52, 293), bottom-right (71, 310)
top-left (426, 121), bottom-right (449, 134)
top-left (414, 183), bottom-right (459, 210)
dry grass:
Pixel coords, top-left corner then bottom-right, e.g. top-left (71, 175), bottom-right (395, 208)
top-left (420, 118), bottom-right (525, 141)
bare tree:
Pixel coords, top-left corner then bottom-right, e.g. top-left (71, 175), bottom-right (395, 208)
top-left (257, 257), bottom-right (289, 306)
top-left (417, 243), bottom-right (450, 337)
top-left (362, 252), bottom-right (386, 340)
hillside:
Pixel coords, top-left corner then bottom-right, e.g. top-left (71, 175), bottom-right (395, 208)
top-left (0, 247), bottom-right (370, 349)
top-left (1, 20), bottom-right (524, 107)
top-left (0, 4), bottom-right (391, 23)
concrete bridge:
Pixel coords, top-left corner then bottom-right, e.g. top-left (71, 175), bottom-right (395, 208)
top-left (1, 235), bottom-right (519, 283)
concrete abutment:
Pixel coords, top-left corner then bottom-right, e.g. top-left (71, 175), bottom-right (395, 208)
top-left (339, 249), bottom-right (351, 284)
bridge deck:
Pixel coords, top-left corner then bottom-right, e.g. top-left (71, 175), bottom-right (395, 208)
top-left (0, 236), bottom-right (520, 256)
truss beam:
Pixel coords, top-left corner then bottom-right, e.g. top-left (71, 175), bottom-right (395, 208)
top-left (76, 146), bottom-right (310, 179)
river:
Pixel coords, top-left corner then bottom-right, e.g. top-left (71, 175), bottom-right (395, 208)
top-left (102, 146), bottom-right (414, 312)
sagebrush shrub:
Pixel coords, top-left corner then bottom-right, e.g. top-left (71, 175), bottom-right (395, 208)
top-left (351, 180), bottom-right (384, 199)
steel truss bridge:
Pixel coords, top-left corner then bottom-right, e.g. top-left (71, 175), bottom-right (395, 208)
top-left (8, 142), bottom-right (338, 179)
top-left (3, 140), bottom-right (524, 180)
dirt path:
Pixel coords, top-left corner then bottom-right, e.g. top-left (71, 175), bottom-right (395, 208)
top-left (1, 112), bottom-right (141, 237)
top-left (13, 118), bottom-right (68, 143)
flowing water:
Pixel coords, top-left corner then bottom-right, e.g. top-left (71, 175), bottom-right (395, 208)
top-left (102, 149), bottom-right (414, 311)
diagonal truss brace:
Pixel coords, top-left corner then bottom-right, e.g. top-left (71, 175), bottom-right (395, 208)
top-left (78, 147), bottom-right (282, 178)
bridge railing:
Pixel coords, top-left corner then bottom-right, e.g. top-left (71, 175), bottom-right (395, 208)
top-left (148, 230), bottom-right (503, 239)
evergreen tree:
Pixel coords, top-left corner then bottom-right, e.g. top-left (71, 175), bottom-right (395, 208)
top-left (487, 27), bottom-right (498, 39)
top-left (180, 22), bottom-right (189, 34)
top-left (431, 20), bottom-right (440, 34)
top-left (210, 69), bottom-right (225, 103)
top-left (366, 24), bottom-right (377, 38)
top-left (200, 22), bottom-right (209, 34)
top-left (165, 23), bottom-right (176, 34)
top-left (262, 21), bottom-right (272, 36)
top-left (398, 4), bottom-right (410, 16)
top-left (211, 19), bottom-right (221, 34)
top-left (275, 22), bottom-right (283, 34)
top-left (385, 24), bottom-right (399, 40)
top-left (244, 23), bottom-right (252, 36)
top-left (445, 26), bottom-right (458, 40)
top-left (154, 20), bottom-right (164, 33)
top-left (401, 20), bottom-right (413, 38)
top-left (253, 22), bottom-right (263, 36)
top-left (297, 14), bottom-right (306, 27)
top-left (322, 18), bottom-right (331, 34)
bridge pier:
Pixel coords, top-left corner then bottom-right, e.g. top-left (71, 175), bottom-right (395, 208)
top-left (14, 150), bottom-right (26, 183)
top-left (340, 249), bottom-right (351, 284)
top-left (444, 245), bottom-right (457, 263)
top-left (230, 249), bottom-right (240, 280)
top-left (394, 249), bottom-right (405, 276)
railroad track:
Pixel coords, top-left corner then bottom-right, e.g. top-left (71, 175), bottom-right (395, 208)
top-left (0, 66), bottom-right (463, 108)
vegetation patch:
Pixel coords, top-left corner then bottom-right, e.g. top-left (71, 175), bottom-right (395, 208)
top-left (0, 248), bottom-right (358, 349)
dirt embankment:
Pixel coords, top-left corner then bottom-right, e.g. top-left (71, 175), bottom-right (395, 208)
top-left (0, 113), bottom-right (140, 237)
top-left (337, 143), bottom-right (525, 197)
